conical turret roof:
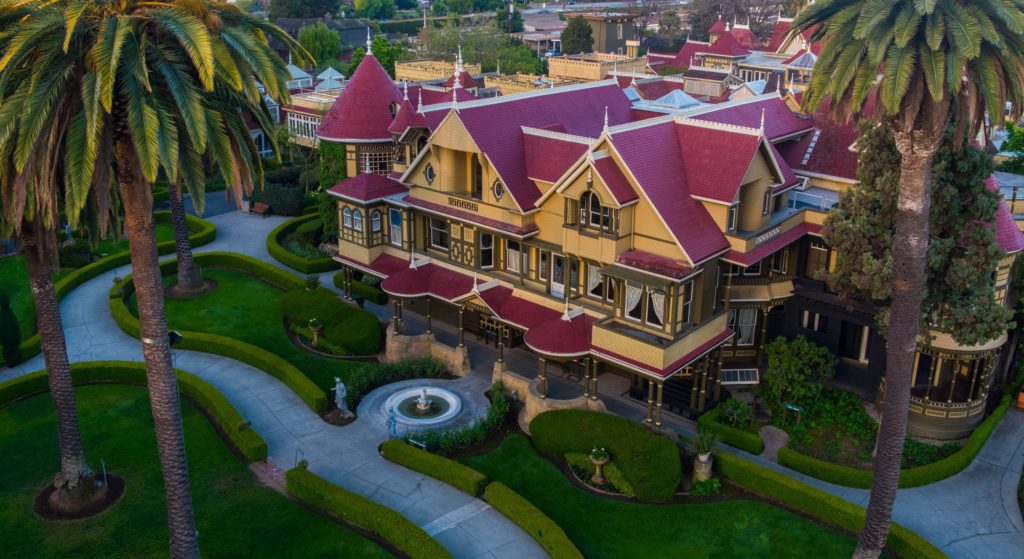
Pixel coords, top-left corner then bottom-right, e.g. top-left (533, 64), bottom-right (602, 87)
top-left (317, 53), bottom-right (402, 143)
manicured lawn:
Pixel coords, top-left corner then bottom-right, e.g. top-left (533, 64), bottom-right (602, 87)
top-left (460, 434), bottom-right (858, 559)
top-left (0, 384), bottom-right (393, 558)
top-left (0, 224), bottom-right (172, 342)
top-left (134, 267), bottom-right (358, 391)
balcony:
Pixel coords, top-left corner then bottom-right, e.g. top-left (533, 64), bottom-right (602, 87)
top-left (591, 313), bottom-right (729, 377)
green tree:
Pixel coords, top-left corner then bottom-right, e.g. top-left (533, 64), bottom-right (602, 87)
top-left (269, 0), bottom-right (341, 19)
top-left (298, 22), bottom-right (342, 69)
top-left (795, 2), bottom-right (1024, 556)
top-left (355, 0), bottom-right (397, 20)
top-left (348, 35), bottom-right (406, 78)
top-left (997, 122), bottom-right (1024, 174)
top-left (496, 42), bottom-right (541, 74)
top-left (495, 5), bottom-right (524, 33)
top-left (560, 17), bottom-right (594, 55)
top-left (0, 2), bottom-right (305, 555)
top-left (761, 336), bottom-right (837, 413)
top-left (657, 9), bottom-right (681, 35)
top-left (447, 0), bottom-right (473, 15)
top-left (825, 123), bottom-right (1011, 346)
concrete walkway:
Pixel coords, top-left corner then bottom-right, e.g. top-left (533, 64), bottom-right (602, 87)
top-left (1, 205), bottom-right (546, 559)
top-left (3, 204), bottom-right (1022, 558)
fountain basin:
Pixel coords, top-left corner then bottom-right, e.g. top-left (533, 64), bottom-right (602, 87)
top-left (384, 387), bottom-right (463, 427)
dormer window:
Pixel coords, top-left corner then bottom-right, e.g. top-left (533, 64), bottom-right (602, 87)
top-left (762, 191), bottom-right (772, 216)
top-left (727, 205), bottom-right (738, 232)
top-left (580, 192), bottom-right (612, 231)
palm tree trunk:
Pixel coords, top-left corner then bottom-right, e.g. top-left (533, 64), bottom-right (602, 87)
top-left (854, 140), bottom-right (936, 559)
top-left (21, 220), bottom-right (92, 491)
top-left (168, 180), bottom-right (201, 292)
top-left (115, 139), bottom-right (199, 559)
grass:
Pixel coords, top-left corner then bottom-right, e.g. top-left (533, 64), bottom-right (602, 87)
top-left (0, 384), bottom-right (393, 558)
top-left (130, 267), bottom-right (357, 391)
top-left (0, 225), bottom-right (173, 342)
top-left (460, 434), bottom-right (858, 559)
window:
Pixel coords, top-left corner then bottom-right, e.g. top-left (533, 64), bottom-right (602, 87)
top-left (762, 191), bottom-right (772, 215)
top-left (770, 250), bottom-right (788, 274)
top-left (389, 208), bottom-right (403, 247)
top-left (580, 191), bottom-right (612, 231)
top-left (361, 145), bottom-right (394, 176)
top-left (625, 282), bottom-right (643, 321)
top-left (801, 310), bottom-right (828, 333)
top-left (728, 309), bottom-right (757, 346)
top-left (480, 233), bottom-right (494, 269)
top-left (352, 210), bottom-right (363, 232)
top-left (472, 157), bottom-right (483, 199)
top-left (605, 277), bottom-right (616, 303)
top-left (727, 205), bottom-right (738, 232)
top-left (343, 207), bottom-right (353, 228)
top-left (389, 102), bottom-right (398, 118)
top-left (743, 262), bottom-right (761, 276)
top-left (646, 289), bottom-right (665, 327)
top-left (506, 240), bottom-right (521, 273)
top-left (429, 218), bottom-right (449, 250)
top-left (805, 240), bottom-right (830, 279)
top-left (493, 181), bottom-right (504, 200)
top-left (617, 23), bottom-right (623, 39)
top-left (416, 135), bottom-right (428, 154)
top-left (680, 280), bottom-right (693, 325)
top-left (539, 251), bottom-right (550, 279)
top-left (587, 264), bottom-right (603, 298)
top-left (424, 163), bottom-right (436, 184)
top-left (370, 211), bottom-right (382, 232)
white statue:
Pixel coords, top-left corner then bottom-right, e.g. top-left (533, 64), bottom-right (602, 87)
top-left (333, 377), bottom-right (349, 414)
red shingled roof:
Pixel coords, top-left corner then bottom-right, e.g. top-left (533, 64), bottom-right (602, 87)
top-left (335, 252), bottom-right (408, 279)
top-left (317, 54), bottom-right (402, 143)
top-left (523, 131), bottom-right (589, 183)
top-left (328, 173), bottom-right (407, 203)
top-left (592, 155), bottom-right (637, 205)
top-left (610, 120), bottom-right (730, 264)
top-left (615, 250), bottom-right (692, 279)
top-left (776, 102), bottom-right (858, 181)
top-left (634, 79), bottom-right (686, 101)
top-left (767, 19), bottom-right (792, 52)
top-left (444, 70), bottom-right (480, 90)
top-left (724, 223), bottom-right (818, 267)
top-left (387, 97), bottom-right (416, 135)
top-left (404, 196), bottom-right (540, 237)
top-left (648, 40), bottom-right (709, 71)
top-left (381, 261), bottom-right (476, 301)
top-left (675, 121), bottom-right (764, 204)
top-left (475, 285), bottom-right (560, 330)
top-left (709, 16), bottom-right (727, 35)
top-left (524, 311), bottom-right (595, 357)
top-left (694, 96), bottom-right (813, 142)
top-left (699, 32), bottom-right (751, 58)
top-left (729, 26), bottom-right (762, 50)
top-left (987, 176), bottom-right (1024, 253)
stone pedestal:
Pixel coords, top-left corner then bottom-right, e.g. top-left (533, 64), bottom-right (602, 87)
top-left (693, 456), bottom-right (713, 483)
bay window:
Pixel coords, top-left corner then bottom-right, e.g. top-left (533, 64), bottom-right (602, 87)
top-left (728, 309), bottom-right (757, 346)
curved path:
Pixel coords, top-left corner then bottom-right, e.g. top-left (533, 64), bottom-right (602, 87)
top-left (1, 206), bottom-right (547, 559)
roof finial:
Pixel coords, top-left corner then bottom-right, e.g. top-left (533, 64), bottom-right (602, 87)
top-left (457, 45), bottom-right (464, 74)
top-left (417, 87), bottom-right (425, 114)
top-left (496, 58), bottom-right (501, 76)
top-left (364, 155), bottom-right (372, 175)
top-left (759, 108), bottom-right (765, 133)
top-left (366, 28), bottom-right (373, 55)
top-left (451, 85), bottom-right (459, 113)
top-left (409, 247), bottom-right (416, 268)
top-left (402, 79), bottom-right (409, 100)
top-left (603, 106), bottom-right (609, 134)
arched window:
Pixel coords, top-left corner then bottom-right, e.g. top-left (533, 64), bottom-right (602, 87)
top-left (371, 210), bottom-right (382, 232)
top-left (579, 191), bottom-right (611, 230)
top-left (389, 102), bottom-right (399, 118)
top-left (343, 207), bottom-right (353, 228)
top-left (352, 210), bottom-right (364, 232)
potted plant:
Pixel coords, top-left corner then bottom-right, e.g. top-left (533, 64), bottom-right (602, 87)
top-left (305, 273), bottom-right (320, 291)
top-left (589, 446), bottom-right (610, 485)
top-left (308, 317), bottom-right (323, 347)
top-left (692, 429), bottom-right (719, 483)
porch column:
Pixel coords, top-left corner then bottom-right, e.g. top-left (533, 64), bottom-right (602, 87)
top-left (714, 348), bottom-right (723, 402)
top-left (497, 326), bottom-right (504, 363)
top-left (967, 360), bottom-right (980, 401)
top-left (590, 358), bottom-right (599, 401)
top-left (655, 381), bottom-right (664, 427)
top-left (425, 297), bottom-right (432, 335)
top-left (457, 305), bottom-right (465, 347)
top-left (698, 358), bottom-right (709, 411)
top-left (948, 360), bottom-right (960, 403)
top-left (690, 364), bottom-right (700, 410)
top-left (755, 305), bottom-right (770, 364)
top-left (645, 379), bottom-right (655, 424)
top-left (391, 300), bottom-right (400, 334)
top-left (397, 299), bottom-right (404, 331)
top-left (582, 357), bottom-right (591, 398)
top-left (538, 357), bottom-right (548, 399)
top-left (344, 268), bottom-right (353, 300)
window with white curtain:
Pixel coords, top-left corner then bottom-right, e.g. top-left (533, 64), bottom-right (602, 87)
top-left (625, 282), bottom-right (643, 321)
top-left (728, 309), bottom-right (757, 346)
top-left (506, 240), bottom-right (521, 273)
top-left (587, 264), bottom-right (603, 298)
top-left (646, 290), bottom-right (665, 328)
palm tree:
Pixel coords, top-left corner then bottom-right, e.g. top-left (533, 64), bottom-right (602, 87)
top-left (0, 1), bottom-right (304, 555)
top-left (794, 1), bottom-right (1024, 557)
top-left (167, 178), bottom-right (203, 293)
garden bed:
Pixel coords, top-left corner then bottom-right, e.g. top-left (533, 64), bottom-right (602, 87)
top-left (267, 213), bottom-right (340, 274)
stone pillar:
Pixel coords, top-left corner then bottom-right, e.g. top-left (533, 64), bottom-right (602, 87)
top-left (582, 357), bottom-right (591, 398)
top-left (457, 305), bottom-right (465, 347)
top-left (948, 361), bottom-right (959, 403)
top-left (655, 381), bottom-right (664, 427)
top-left (538, 357), bottom-right (548, 399)
top-left (391, 300), bottom-right (400, 334)
top-left (698, 358), bottom-right (709, 411)
top-left (645, 379), bottom-right (655, 424)
top-left (497, 327), bottom-right (504, 363)
top-left (590, 358), bottom-right (599, 401)
top-left (690, 364), bottom-right (700, 410)
top-left (425, 297), bottom-right (432, 335)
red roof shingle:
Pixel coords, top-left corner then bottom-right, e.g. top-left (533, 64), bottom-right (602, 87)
top-left (328, 173), bottom-right (407, 203)
top-left (317, 54), bottom-right (401, 143)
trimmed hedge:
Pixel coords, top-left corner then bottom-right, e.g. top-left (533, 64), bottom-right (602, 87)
top-left (714, 451), bottom-right (944, 559)
top-left (344, 358), bottom-right (446, 410)
top-left (778, 387), bottom-right (1022, 490)
top-left (333, 273), bottom-right (389, 305)
top-left (410, 383), bottom-right (511, 453)
top-left (698, 404), bottom-right (765, 455)
top-left (282, 287), bottom-right (381, 356)
top-left (266, 213), bottom-right (341, 274)
top-left (483, 482), bottom-right (584, 559)
top-left (109, 254), bottom-right (327, 413)
top-left (0, 361), bottom-right (266, 462)
top-left (285, 465), bottom-right (452, 559)
top-left (381, 439), bottom-right (488, 496)
top-left (530, 410), bottom-right (680, 502)
top-left (564, 452), bottom-right (635, 497)
top-left (16, 211), bottom-right (216, 363)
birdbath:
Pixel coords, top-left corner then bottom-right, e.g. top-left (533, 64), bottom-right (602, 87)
top-left (589, 447), bottom-right (610, 485)
top-left (308, 318), bottom-right (323, 347)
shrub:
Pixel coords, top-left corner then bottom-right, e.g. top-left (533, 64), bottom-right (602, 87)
top-left (58, 239), bottom-right (93, 269)
top-left (265, 163), bottom-right (316, 186)
top-left (762, 335), bottom-right (837, 413)
top-left (315, 190), bottom-right (339, 242)
top-left (267, 214), bottom-right (341, 274)
top-left (777, 447), bottom-right (872, 488)
top-left (0, 361), bottom-right (267, 462)
top-left (381, 440), bottom-right (488, 496)
top-left (697, 404), bottom-right (765, 455)
top-left (484, 482), bottom-right (584, 559)
top-left (0, 290), bottom-right (21, 366)
top-left (692, 477), bottom-right (721, 497)
top-left (344, 359), bottom-right (446, 409)
top-left (531, 410), bottom-right (680, 502)
top-left (564, 452), bottom-right (635, 496)
top-left (333, 273), bottom-right (389, 305)
top-left (285, 465), bottom-right (452, 559)
top-left (281, 287), bottom-right (382, 356)
top-left (412, 383), bottom-right (511, 452)
top-left (715, 451), bottom-right (943, 559)
top-left (719, 396), bottom-right (752, 427)
top-left (304, 273), bottom-right (320, 290)
top-left (255, 184), bottom-right (307, 216)
top-left (293, 218), bottom-right (323, 248)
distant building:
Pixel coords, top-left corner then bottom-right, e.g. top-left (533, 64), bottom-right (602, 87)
top-left (547, 52), bottom-right (651, 82)
top-left (396, 59), bottom-right (484, 84)
top-left (567, 12), bottom-right (639, 56)
top-left (271, 17), bottom-right (372, 62)
top-left (484, 73), bottom-right (585, 95)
